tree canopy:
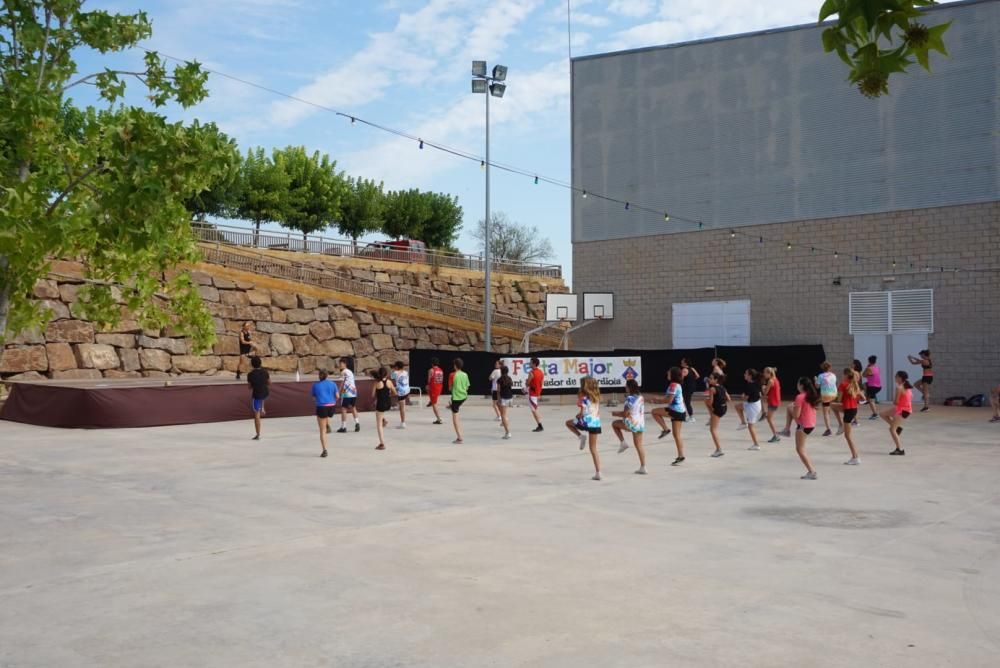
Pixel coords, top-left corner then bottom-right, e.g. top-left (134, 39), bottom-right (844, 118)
top-left (472, 212), bottom-right (554, 264)
top-left (278, 146), bottom-right (347, 242)
top-left (1, 1), bottom-right (236, 348)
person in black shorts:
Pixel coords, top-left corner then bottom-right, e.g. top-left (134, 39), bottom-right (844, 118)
top-left (236, 321), bottom-right (255, 380)
top-left (372, 367), bottom-right (396, 450)
top-left (704, 372), bottom-right (730, 457)
top-left (907, 349), bottom-right (934, 412)
top-left (246, 356), bottom-right (269, 440)
top-left (680, 358), bottom-right (700, 422)
top-left (312, 370), bottom-right (340, 458)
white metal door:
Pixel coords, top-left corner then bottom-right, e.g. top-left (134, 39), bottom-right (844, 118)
top-left (672, 300), bottom-right (750, 348)
top-left (854, 334), bottom-right (889, 400)
top-left (891, 333), bottom-right (928, 398)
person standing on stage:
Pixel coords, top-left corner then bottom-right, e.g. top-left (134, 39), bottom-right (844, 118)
top-left (246, 356), bottom-right (269, 441)
top-left (236, 321), bottom-right (255, 380)
top-left (336, 357), bottom-right (360, 433)
top-left (527, 357), bottom-right (545, 432)
top-left (312, 370), bottom-right (340, 458)
top-left (426, 358), bottom-right (444, 425)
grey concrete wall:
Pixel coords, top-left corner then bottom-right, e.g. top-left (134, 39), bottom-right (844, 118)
top-left (571, 0), bottom-right (1000, 243)
top-left (571, 201), bottom-right (1000, 402)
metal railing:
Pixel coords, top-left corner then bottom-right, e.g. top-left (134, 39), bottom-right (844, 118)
top-left (198, 245), bottom-right (561, 337)
top-left (192, 223), bottom-right (563, 279)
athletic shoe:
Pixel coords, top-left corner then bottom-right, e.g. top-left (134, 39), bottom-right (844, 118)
top-left (890, 448), bottom-right (905, 455)
top-left (868, 414), bottom-right (879, 420)
top-left (671, 457), bottom-right (685, 466)
top-left (433, 419), bottom-right (443, 425)
top-left (396, 424), bottom-right (406, 429)
top-left (686, 415), bottom-right (696, 423)
top-left (635, 466), bottom-right (647, 475)
top-left (990, 416), bottom-right (1000, 423)
top-left (453, 438), bottom-right (464, 444)
top-left (354, 424), bottom-right (361, 432)
top-left (533, 425), bottom-right (544, 432)
top-left (320, 450), bottom-right (328, 458)
top-left (748, 444), bottom-right (761, 451)
top-left (737, 423), bottom-right (747, 431)
top-left (836, 427), bottom-right (844, 436)
top-left (822, 429), bottom-right (832, 437)
top-left (711, 450), bottom-right (725, 457)
top-left (503, 432), bottom-right (511, 440)
top-left (592, 472), bottom-right (602, 481)
top-left (336, 427), bottom-right (347, 434)
top-left (375, 444), bottom-right (385, 450)
top-left (920, 406), bottom-right (929, 412)
top-left (801, 471), bottom-right (818, 480)
top-left (844, 458), bottom-right (861, 465)
top-left (495, 416), bottom-right (502, 422)
top-left (852, 420), bottom-right (859, 427)
top-left (658, 429), bottom-right (671, 439)
top-left (617, 441), bottom-right (628, 454)
top-left (578, 433), bottom-right (587, 450)
top-left (768, 435), bottom-right (781, 443)
top-left (252, 434), bottom-right (260, 441)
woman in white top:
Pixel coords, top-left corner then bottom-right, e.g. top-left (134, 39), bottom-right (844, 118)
top-left (489, 360), bottom-right (503, 422)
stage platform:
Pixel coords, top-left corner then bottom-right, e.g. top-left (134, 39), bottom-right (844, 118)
top-left (0, 375), bottom-right (377, 429)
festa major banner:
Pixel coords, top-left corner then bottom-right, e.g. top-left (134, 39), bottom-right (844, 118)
top-left (499, 355), bottom-right (642, 391)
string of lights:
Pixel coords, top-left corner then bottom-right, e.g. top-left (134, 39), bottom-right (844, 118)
top-left (146, 48), bottom-right (1000, 275)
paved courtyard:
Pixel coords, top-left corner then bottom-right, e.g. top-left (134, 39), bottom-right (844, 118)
top-left (1, 400), bottom-right (998, 667)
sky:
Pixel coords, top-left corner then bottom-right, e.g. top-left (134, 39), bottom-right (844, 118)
top-left (76, 0), bottom-right (838, 284)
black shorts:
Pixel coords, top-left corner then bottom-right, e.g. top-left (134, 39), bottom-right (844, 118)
top-left (843, 408), bottom-right (858, 423)
top-left (376, 400), bottom-right (392, 413)
top-left (865, 386), bottom-right (881, 399)
top-left (491, 391), bottom-right (499, 401)
top-left (397, 391), bottom-right (409, 400)
top-left (668, 409), bottom-right (688, 423)
top-left (900, 411), bottom-right (911, 419)
top-left (713, 406), bottom-right (728, 418)
top-left (316, 405), bottom-right (336, 418)
top-left (341, 397), bottom-right (357, 409)
top-left (450, 399), bottom-right (465, 413)
top-left (239, 344), bottom-right (252, 355)
top-left (822, 401), bottom-right (832, 407)
top-left (797, 425), bottom-right (815, 435)
top-left (921, 376), bottom-right (934, 385)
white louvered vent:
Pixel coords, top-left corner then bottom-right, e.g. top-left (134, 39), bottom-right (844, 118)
top-left (849, 292), bottom-right (890, 334)
top-left (890, 289), bottom-right (934, 333)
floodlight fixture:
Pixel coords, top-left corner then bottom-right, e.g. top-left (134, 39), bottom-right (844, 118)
top-left (472, 60), bottom-right (487, 77)
top-left (472, 79), bottom-right (488, 94)
top-left (492, 64), bottom-right (508, 81)
top-left (489, 82), bottom-right (506, 98)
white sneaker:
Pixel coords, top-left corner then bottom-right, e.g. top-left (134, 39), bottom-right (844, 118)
top-left (711, 450), bottom-right (725, 457)
top-left (579, 433), bottom-right (588, 450)
top-left (396, 423), bottom-right (406, 429)
top-left (844, 457), bottom-right (860, 465)
top-left (495, 416), bottom-right (502, 422)
top-left (737, 423), bottom-right (748, 431)
top-left (635, 466), bottom-right (647, 475)
top-left (503, 432), bottom-right (511, 440)
top-left (748, 444), bottom-right (761, 451)
top-left (801, 471), bottom-right (818, 480)
top-left (836, 427), bottom-right (844, 435)
top-left (617, 441), bottom-right (628, 453)
top-left (592, 472), bottom-right (602, 481)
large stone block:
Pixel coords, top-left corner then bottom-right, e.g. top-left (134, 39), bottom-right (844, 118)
top-left (309, 321), bottom-right (335, 341)
top-left (298, 356), bottom-right (318, 375)
top-left (220, 290), bottom-right (250, 307)
top-left (371, 333), bottom-right (394, 351)
top-left (213, 276), bottom-right (237, 289)
top-left (285, 308), bottom-right (315, 324)
top-left (33, 279), bottom-right (60, 299)
top-left (45, 319), bottom-right (95, 343)
top-left (298, 294), bottom-right (319, 309)
top-left (359, 323), bottom-right (382, 336)
top-left (319, 339), bottom-right (354, 358)
top-left (4, 371), bottom-right (46, 381)
top-left (48, 259), bottom-right (86, 280)
top-left (198, 285), bottom-right (220, 302)
top-left (52, 368), bottom-right (102, 380)
top-left (394, 337), bottom-right (416, 351)
top-left (400, 327), bottom-right (419, 339)
top-left (313, 307), bottom-right (329, 322)
top-left (378, 349), bottom-right (408, 367)
top-left (270, 307), bottom-right (287, 323)
top-left (74, 343), bottom-right (120, 370)
top-left (139, 348), bottom-right (172, 371)
top-left (291, 335), bottom-right (318, 356)
top-left (190, 271), bottom-right (214, 285)
top-left (109, 319), bottom-right (142, 334)
top-left (270, 333), bottom-right (294, 355)
top-left (329, 306), bottom-right (354, 321)
top-left (262, 355), bottom-right (299, 372)
top-left (374, 272), bottom-right (391, 283)
top-left (352, 338), bottom-right (374, 356)
top-left (137, 335), bottom-right (187, 355)
top-left (334, 319), bottom-right (361, 340)
top-left (172, 355), bottom-right (222, 373)
top-left (37, 299), bottom-right (71, 321)
top-left (45, 343), bottom-right (76, 371)
top-left (256, 321), bottom-right (309, 335)
top-left (104, 369), bottom-right (143, 379)
top-left (429, 329), bottom-right (450, 346)
top-left (247, 290), bottom-right (271, 306)
top-left (355, 356), bottom-right (380, 374)
top-left (271, 290), bottom-right (297, 309)
top-left (213, 335), bottom-right (240, 356)
top-left (10, 327), bottom-right (45, 345)
top-left (0, 346), bottom-right (48, 373)
top-left (95, 333), bottom-right (136, 348)
top-left (382, 325), bottom-right (399, 337)
top-left (119, 348), bottom-right (141, 372)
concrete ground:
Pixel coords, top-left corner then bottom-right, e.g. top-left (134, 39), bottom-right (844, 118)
top-left (1, 399), bottom-right (998, 667)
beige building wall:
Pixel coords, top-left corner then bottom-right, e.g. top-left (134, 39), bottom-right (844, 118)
top-left (571, 201), bottom-right (1000, 402)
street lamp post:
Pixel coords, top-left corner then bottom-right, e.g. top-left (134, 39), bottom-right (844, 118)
top-left (472, 61), bottom-right (507, 353)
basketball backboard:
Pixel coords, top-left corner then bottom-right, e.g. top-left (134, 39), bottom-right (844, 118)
top-left (545, 293), bottom-right (577, 322)
top-left (583, 293), bottom-right (614, 320)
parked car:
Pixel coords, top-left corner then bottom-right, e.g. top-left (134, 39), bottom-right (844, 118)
top-left (360, 239), bottom-right (428, 263)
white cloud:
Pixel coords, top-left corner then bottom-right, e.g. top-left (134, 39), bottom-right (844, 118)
top-left (607, 0), bottom-right (656, 18)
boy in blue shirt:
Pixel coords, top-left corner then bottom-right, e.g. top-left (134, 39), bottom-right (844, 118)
top-left (312, 370), bottom-right (339, 458)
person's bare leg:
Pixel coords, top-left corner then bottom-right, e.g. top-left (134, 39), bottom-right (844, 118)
top-left (253, 410), bottom-right (262, 438)
top-left (783, 405), bottom-right (795, 432)
top-left (868, 394), bottom-right (879, 416)
top-left (796, 430), bottom-right (815, 474)
top-left (452, 411), bottom-right (463, 442)
top-left (709, 414), bottom-right (722, 453)
top-left (588, 433), bottom-right (601, 479)
top-left (376, 411), bottom-right (385, 448)
top-left (531, 404), bottom-right (542, 427)
top-left (831, 404), bottom-right (844, 429)
top-left (844, 422), bottom-right (859, 460)
top-left (652, 408), bottom-right (669, 433)
top-left (880, 408), bottom-right (895, 426)
top-left (398, 401), bottom-right (406, 425)
top-left (565, 419), bottom-right (580, 436)
top-left (889, 415), bottom-right (903, 451)
top-left (747, 422), bottom-right (760, 448)
top-left (500, 405), bottom-right (510, 435)
top-left (765, 408), bottom-right (778, 438)
top-left (612, 419), bottom-right (625, 443)
top-left (735, 402), bottom-right (746, 426)
top-left (318, 417), bottom-right (328, 455)
top-left (672, 420), bottom-right (685, 459)
top-left (633, 432), bottom-right (646, 470)
top-left (821, 404), bottom-right (832, 431)
top-left (493, 399), bottom-right (501, 419)
top-left (431, 401), bottom-right (441, 422)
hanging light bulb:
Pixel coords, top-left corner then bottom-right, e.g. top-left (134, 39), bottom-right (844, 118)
top-left (786, 242), bottom-right (792, 251)
top-left (730, 230), bottom-right (736, 239)
top-left (533, 176), bottom-right (539, 185)
top-left (350, 116), bottom-right (356, 125)
top-left (834, 251), bottom-right (839, 259)
top-left (624, 202), bottom-right (630, 210)
top-left (759, 236), bottom-right (763, 244)
top-left (892, 259), bottom-right (896, 268)
top-left (582, 190), bottom-right (587, 198)
top-left (664, 212), bottom-right (670, 222)
top-left (698, 222), bottom-right (703, 229)
top-left (480, 160), bottom-right (485, 170)
top-left (418, 139), bottom-right (424, 149)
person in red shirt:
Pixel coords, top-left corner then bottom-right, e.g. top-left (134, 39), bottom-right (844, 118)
top-left (831, 368), bottom-right (863, 465)
top-left (526, 357), bottom-right (545, 432)
top-left (426, 358), bottom-right (444, 425)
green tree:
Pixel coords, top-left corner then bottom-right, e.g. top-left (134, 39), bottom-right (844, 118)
top-left (338, 177), bottom-right (385, 249)
top-left (234, 147), bottom-right (290, 246)
top-left (185, 127), bottom-right (241, 222)
top-left (277, 146), bottom-right (346, 247)
top-left (1, 1), bottom-right (234, 348)
top-left (472, 212), bottom-right (554, 263)
top-left (421, 191), bottom-right (463, 249)
top-left (819, 0), bottom-right (950, 98)
top-left (382, 188), bottom-right (431, 240)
